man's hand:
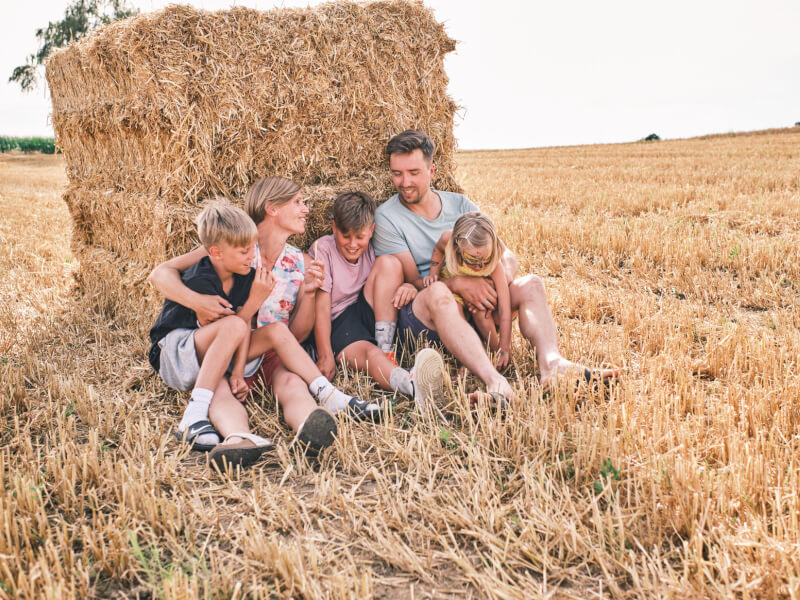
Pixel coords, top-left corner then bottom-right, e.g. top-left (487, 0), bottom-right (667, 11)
top-left (392, 283), bottom-right (417, 308)
top-left (249, 267), bottom-right (276, 306)
top-left (303, 258), bottom-right (325, 294)
top-left (229, 372), bottom-right (249, 402)
top-left (316, 352), bottom-right (336, 380)
top-left (195, 295), bottom-right (234, 326)
top-left (450, 276), bottom-right (497, 314)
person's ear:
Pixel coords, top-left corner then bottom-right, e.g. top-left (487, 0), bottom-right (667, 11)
top-left (208, 245), bottom-right (222, 260)
top-left (368, 223), bottom-right (375, 236)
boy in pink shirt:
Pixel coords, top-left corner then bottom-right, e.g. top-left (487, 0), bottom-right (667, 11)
top-left (310, 192), bottom-right (446, 407)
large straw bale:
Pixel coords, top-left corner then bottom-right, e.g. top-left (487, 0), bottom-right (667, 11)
top-left (47, 1), bottom-right (460, 201)
top-left (47, 0), bottom-right (461, 318)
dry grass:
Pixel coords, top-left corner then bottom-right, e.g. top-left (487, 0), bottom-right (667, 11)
top-left (2, 128), bottom-right (800, 598)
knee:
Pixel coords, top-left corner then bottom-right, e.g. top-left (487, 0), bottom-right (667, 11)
top-left (425, 281), bottom-right (456, 313)
top-left (220, 315), bottom-right (249, 340)
top-left (373, 254), bottom-right (403, 279)
top-left (261, 322), bottom-right (291, 342)
top-left (517, 273), bottom-right (545, 299)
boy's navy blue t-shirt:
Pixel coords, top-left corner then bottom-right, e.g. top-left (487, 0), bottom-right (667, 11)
top-left (148, 256), bottom-right (255, 372)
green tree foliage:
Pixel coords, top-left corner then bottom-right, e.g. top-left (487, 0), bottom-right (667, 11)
top-left (10, 0), bottom-right (138, 92)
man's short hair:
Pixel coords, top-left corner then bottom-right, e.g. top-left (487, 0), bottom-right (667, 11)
top-left (386, 130), bottom-right (435, 163)
top-left (332, 191), bottom-right (376, 233)
top-left (196, 198), bottom-right (257, 250)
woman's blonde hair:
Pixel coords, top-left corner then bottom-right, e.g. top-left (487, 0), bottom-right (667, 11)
top-left (444, 211), bottom-right (502, 275)
top-left (196, 198), bottom-right (257, 250)
top-left (244, 176), bottom-right (301, 225)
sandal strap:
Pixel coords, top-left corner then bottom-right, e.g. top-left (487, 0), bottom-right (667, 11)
top-left (221, 432), bottom-right (273, 447)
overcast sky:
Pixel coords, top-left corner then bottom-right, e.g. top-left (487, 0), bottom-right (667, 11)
top-left (1, 0), bottom-right (798, 149)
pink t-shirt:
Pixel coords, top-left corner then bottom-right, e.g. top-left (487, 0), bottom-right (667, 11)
top-left (310, 234), bottom-right (375, 320)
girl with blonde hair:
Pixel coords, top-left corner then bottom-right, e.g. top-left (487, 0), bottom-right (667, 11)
top-left (423, 211), bottom-right (512, 369)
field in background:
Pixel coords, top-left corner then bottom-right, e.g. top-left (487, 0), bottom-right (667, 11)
top-left (1, 129), bottom-right (799, 598)
top-left (0, 136), bottom-right (57, 154)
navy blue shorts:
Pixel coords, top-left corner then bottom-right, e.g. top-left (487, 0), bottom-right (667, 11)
top-left (397, 300), bottom-right (441, 350)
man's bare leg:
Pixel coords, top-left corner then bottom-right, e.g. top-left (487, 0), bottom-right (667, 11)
top-left (411, 282), bottom-right (513, 399)
top-left (509, 274), bottom-right (619, 386)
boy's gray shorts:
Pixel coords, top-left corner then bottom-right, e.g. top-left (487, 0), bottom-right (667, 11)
top-left (157, 328), bottom-right (263, 392)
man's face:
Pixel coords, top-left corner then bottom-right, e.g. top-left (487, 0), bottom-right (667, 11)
top-left (332, 222), bottom-right (374, 263)
top-left (389, 149), bottom-right (435, 206)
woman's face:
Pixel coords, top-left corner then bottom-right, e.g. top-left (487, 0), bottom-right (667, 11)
top-left (270, 192), bottom-right (308, 235)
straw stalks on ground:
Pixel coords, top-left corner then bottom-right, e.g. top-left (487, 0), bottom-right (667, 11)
top-left (2, 128), bottom-right (800, 597)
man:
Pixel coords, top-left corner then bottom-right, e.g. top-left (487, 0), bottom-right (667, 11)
top-left (372, 130), bottom-right (617, 402)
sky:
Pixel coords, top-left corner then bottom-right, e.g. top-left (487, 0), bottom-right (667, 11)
top-left (1, 0), bottom-right (798, 149)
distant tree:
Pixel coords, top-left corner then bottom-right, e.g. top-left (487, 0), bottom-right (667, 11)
top-left (10, 0), bottom-right (138, 92)
top-left (642, 133), bottom-right (660, 142)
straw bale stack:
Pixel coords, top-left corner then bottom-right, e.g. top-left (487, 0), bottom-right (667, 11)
top-left (46, 1), bottom-right (460, 323)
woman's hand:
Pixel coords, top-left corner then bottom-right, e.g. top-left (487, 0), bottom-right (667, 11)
top-left (195, 295), bottom-right (235, 326)
top-left (392, 282), bottom-right (418, 308)
top-left (303, 258), bottom-right (325, 294)
top-left (249, 267), bottom-right (276, 306)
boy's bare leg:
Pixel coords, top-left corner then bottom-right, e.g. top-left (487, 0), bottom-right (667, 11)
top-left (338, 340), bottom-right (396, 389)
top-left (509, 274), bottom-right (619, 385)
top-left (177, 315), bottom-right (249, 447)
top-left (363, 254), bottom-right (403, 322)
top-left (193, 315), bottom-right (249, 390)
top-left (411, 282), bottom-right (513, 399)
top-left (364, 254), bottom-right (404, 353)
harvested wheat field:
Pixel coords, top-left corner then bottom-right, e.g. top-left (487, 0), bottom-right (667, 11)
top-left (2, 127), bottom-right (800, 598)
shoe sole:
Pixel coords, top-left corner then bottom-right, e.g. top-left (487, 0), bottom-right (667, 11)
top-left (209, 441), bottom-right (274, 471)
top-left (413, 348), bottom-right (446, 408)
top-left (296, 408), bottom-right (337, 456)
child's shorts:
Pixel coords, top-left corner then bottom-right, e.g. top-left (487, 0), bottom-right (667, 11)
top-left (330, 289), bottom-right (378, 357)
top-left (157, 328), bottom-right (263, 392)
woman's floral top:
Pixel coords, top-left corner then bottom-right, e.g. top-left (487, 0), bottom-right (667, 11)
top-left (253, 243), bottom-right (305, 327)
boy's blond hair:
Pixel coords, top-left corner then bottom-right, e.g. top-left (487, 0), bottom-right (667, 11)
top-left (444, 211), bottom-right (502, 276)
top-left (196, 198), bottom-right (257, 250)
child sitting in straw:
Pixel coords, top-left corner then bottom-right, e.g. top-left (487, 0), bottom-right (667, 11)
top-left (309, 191), bottom-right (447, 407)
top-left (148, 200), bottom-right (275, 469)
top-left (423, 211), bottom-right (512, 370)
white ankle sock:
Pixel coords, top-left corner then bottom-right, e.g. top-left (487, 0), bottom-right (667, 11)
top-left (309, 376), bottom-right (353, 413)
top-left (375, 321), bottom-right (397, 353)
top-left (389, 367), bottom-right (413, 396)
top-left (178, 388), bottom-right (219, 446)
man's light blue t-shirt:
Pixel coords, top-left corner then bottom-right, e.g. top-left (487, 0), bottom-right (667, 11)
top-left (373, 190), bottom-right (478, 277)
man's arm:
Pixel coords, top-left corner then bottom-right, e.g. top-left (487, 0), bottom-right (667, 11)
top-left (392, 251), bottom-right (425, 289)
top-left (148, 246), bottom-right (235, 324)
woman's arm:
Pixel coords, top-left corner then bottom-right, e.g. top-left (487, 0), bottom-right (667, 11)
top-left (147, 246), bottom-right (234, 324)
top-left (287, 252), bottom-right (324, 342)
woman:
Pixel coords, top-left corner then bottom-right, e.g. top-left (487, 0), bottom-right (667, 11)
top-left (149, 177), bottom-right (379, 467)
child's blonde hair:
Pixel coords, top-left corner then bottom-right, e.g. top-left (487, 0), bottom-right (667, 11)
top-left (444, 211), bottom-right (502, 275)
top-left (196, 198), bottom-right (258, 250)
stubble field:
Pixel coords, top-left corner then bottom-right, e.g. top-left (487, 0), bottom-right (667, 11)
top-left (1, 128), bottom-right (799, 599)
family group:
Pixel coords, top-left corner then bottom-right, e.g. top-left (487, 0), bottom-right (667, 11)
top-left (146, 130), bottom-right (617, 470)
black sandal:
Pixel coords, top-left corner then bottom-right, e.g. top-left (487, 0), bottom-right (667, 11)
top-left (173, 420), bottom-right (220, 452)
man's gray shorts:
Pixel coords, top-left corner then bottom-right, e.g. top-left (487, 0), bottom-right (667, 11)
top-left (157, 328), bottom-right (263, 392)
